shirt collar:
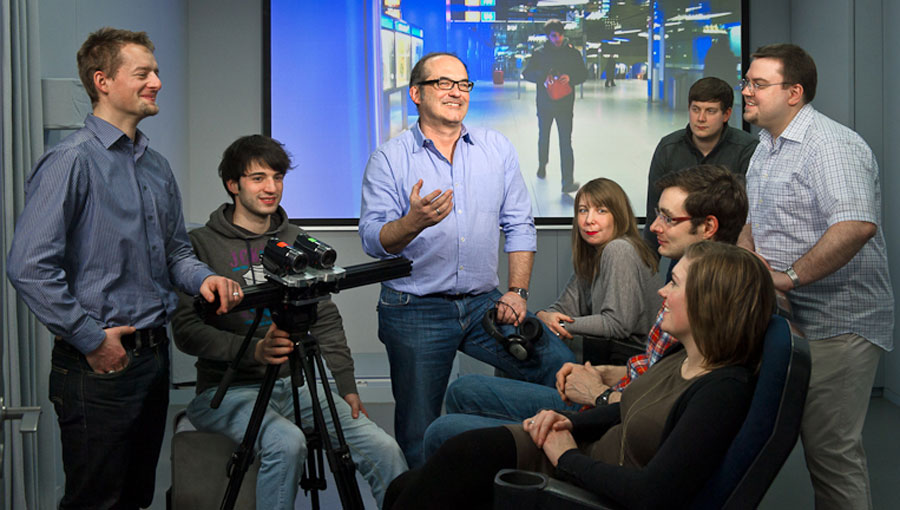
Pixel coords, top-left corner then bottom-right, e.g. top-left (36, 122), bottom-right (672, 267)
top-left (84, 114), bottom-right (150, 155)
top-left (760, 103), bottom-right (815, 147)
top-left (778, 103), bottom-right (815, 143)
top-left (411, 120), bottom-right (473, 153)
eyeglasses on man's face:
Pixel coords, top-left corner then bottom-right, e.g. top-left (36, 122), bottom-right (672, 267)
top-left (418, 77), bottom-right (475, 92)
top-left (654, 208), bottom-right (692, 228)
top-left (737, 78), bottom-right (792, 94)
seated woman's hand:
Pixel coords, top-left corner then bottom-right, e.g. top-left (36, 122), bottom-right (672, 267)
top-left (523, 409), bottom-right (573, 448)
top-left (536, 310), bottom-right (574, 340)
top-left (542, 428), bottom-right (578, 467)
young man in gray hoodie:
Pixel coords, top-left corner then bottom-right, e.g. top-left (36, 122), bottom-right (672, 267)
top-left (171, 135), bottom-right (406, 509)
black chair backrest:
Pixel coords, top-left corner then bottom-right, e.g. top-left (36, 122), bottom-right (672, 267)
top-left (690, 314), bottom-right (811, 509)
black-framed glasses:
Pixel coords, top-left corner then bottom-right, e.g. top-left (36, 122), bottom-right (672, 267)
top-left (737, 78), bottom-right (792, 93)
top-left (654, 208), bottom-right (692, 228)
top-left (417, 77), bottom-right (475, 92)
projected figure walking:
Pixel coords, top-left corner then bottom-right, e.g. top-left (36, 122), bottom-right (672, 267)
top-left (523, 19), bottom-right (588, 194)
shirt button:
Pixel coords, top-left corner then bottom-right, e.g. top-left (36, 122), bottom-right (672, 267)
top-left (460, 237), bottom-right (465, 242)
top-left (459, 265), bottom-right (464, 270)
top-left (457, 209), bottom-right (462, 214)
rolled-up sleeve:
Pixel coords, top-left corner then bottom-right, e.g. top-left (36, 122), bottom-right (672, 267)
top-left (498, 139), bottom-right (536, 253)
top-left (359, 149), bottom-right (402, 259)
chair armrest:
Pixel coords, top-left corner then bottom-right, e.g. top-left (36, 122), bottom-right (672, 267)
top-left (493, 469), bottom-right (621, 510)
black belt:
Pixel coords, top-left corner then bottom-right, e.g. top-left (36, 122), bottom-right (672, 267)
top-left (120, 326), bottom-right (168, 354)
top-left (422, 292), bottom-right (476, 301)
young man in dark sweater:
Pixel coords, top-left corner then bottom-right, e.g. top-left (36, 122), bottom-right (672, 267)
top-left (171, 135), bottom-right (406, 509)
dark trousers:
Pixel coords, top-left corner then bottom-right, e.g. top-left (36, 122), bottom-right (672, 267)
top-left (49, 339), bottom-right (170, 510)
top-left (537, 106), bottom-right (575, 185)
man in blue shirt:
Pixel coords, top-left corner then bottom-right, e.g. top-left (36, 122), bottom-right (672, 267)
top-left (6, 27), bottom-right (240, 509)
top-left (359, 52), bottom-right (574, 467)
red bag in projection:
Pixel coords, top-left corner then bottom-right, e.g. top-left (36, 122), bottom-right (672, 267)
top-left (545, 76), bottom-right (572, 100)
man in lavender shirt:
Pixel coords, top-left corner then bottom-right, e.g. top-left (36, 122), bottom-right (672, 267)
top-left (359, 53), bottom-right (574, 468)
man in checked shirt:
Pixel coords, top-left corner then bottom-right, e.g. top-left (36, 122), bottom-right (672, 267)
top-left (738, 44), bottom-right (892, 510)
top-left (424, 164), bottom-right (748, 456)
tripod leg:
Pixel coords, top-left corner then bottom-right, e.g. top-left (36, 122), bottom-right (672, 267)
top-left (291, 349), bottom-right (324, 510)
top-left (296, 334), bottom-right (365, 510)
top-left (220, 363), bottom-right (281, 510)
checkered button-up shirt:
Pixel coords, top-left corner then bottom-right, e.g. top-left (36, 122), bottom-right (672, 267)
top-left (746, 104), bottom-right (893, 349)
top-left (612, 303), bottom-right (678, 392)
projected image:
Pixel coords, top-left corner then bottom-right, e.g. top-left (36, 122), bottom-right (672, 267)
top-left (270, 0), bottom-right (744, 221)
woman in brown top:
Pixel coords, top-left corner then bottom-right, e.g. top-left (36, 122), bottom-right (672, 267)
top-left (384, 241), bottom-right (775, 510)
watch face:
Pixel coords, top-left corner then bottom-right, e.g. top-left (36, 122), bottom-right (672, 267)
top-left (510, 287), bottom-right (528, 299)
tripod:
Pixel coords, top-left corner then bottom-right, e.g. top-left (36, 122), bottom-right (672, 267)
top-left (214, 300), bottom-right (364, 510)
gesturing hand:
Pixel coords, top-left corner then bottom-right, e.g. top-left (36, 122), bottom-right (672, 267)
top-left (405, 179), bottom-right (453, 231)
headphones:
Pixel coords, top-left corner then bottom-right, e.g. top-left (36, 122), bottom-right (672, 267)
top-left (481, 304), bottom-right (543, 361)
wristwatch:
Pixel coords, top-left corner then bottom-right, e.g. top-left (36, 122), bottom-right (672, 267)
top-left (595, 388), bottom-right (614, 407)
top-left (784, 266), bottom-right (800, 288)
top-left (509, 287), bottom-right (529, 301)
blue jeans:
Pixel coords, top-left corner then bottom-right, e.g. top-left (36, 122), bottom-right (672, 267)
top-left (377, 287), bottom-right (575, 467)
top-left (187, 377), bottom-right (407, 509)
top-left (49, 339), bottom-right (169, 510)
top-left (422, 374), bottom-right (583, 458)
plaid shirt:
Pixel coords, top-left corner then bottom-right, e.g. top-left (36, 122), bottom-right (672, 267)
top-left (612, 303), bottom-right (679, 391)
top-left (747, 104), bottom-right (893, 348)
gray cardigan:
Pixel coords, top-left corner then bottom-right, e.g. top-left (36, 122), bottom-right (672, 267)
top-left (545, 238), bottom-right (662, 347)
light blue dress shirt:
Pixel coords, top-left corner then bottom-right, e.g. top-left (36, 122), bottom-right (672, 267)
top-left (359, 122), bottom-right (536, 296)
top-left (7, 115), bottom-right (214, 354)
top-left (746, 104), bottom-right (893, 349)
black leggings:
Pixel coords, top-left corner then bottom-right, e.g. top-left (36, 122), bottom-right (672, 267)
top-left (384, 426), bottom-right (517, 510)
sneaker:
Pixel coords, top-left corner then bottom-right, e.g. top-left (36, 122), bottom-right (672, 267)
top-left (562, 181), bottom-right (580, 193)
top-left (537, 165), bottom-right (546, 179)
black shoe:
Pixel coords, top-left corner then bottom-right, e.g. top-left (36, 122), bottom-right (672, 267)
top-left (537, 165), bottom-right (546, 179)
top-left (562, 181), bottom-right (580, 193)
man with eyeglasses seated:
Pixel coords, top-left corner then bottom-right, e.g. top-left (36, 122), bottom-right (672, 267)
top-left (642, 77), bottom-right (758, 256)
top-left (359, 52), bottom-right (575, 468)
top-left (424, 165), bottom-right (747, 457)
top-left (738, 44), bottom-right (892, 510)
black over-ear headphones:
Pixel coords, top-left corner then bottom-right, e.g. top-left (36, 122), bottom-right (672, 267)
top-left (481, 305), bottom-right (543, 361)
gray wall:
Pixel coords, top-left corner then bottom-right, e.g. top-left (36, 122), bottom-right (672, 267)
top-left (880, 0), bottom-right (900, 403)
